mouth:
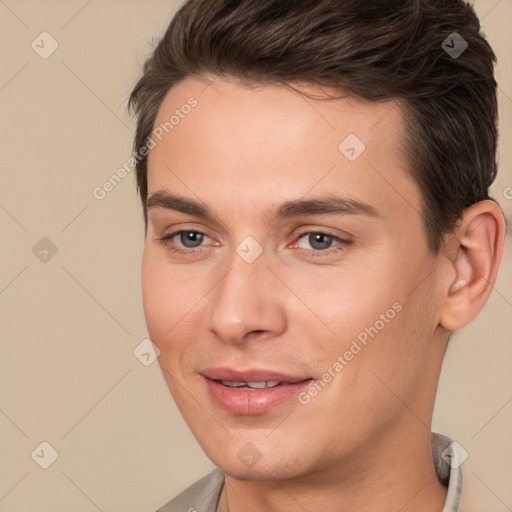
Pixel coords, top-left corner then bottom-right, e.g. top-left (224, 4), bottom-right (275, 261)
top-left (200, 368), bottom-right (314, 415)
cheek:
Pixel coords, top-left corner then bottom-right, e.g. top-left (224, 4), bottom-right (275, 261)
top-left (344, 275), bottom-right (438, 411)
top-left (141, 252), bottom-right (198, 399)
top-left (300, 251), bottom-right (436, 398)
top-left (141, 247), bottom-right (167, 341)
top-left (141, 247), bottom-right (193, 346)
top-left (141, 245), bottom-right (217, 374)
top-left (287, 257), bottom-right (404, 346)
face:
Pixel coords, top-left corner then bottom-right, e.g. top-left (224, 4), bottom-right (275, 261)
top-left (142, 77), bottom-right (446, 480)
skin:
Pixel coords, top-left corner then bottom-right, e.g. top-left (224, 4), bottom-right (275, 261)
top-left (141, 77), bottom-right (505, 512)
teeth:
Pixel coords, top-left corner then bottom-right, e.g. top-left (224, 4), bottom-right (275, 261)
top-left (220, 381), bottom-right (247, 388)
top-left (246, 381), bottom-right (266, 389)
top-left (220, 380), bottom-right (281, 389)
top-left (247, 381), bottom-right (279, 389)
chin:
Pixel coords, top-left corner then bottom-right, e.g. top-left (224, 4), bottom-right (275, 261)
top-left (214, 459), bottom-right (304, 482)
top-left (201, 441), bottom-right (313, 483)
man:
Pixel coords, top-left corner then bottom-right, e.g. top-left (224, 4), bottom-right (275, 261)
top-left (128, 1), bottom-right (506, 510)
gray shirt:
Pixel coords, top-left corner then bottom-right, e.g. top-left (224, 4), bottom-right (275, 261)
top-left (156, 432), bottom-right (463, 512)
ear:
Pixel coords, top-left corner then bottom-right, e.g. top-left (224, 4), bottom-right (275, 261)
top-left (439, 199), bottom-right (506, 331)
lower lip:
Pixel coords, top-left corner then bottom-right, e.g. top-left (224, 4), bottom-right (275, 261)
top-left (202, 376), bottom-right (314, 415)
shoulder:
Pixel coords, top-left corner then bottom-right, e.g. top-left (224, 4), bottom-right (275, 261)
top-left (155, 467), bottom-right (225, 512)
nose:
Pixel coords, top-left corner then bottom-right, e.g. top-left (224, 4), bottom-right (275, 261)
top-left (206, 246), bottom-right (287, 345)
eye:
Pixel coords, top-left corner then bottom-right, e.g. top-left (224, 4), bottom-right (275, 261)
top-left (156, 228), bottom-right (351, 257)
top-left (175, 231), bottom-right (206, 248)
top-left (294, 231), bottom-right (351, 254)
top-left (157, 230), bottom-right (214, 254)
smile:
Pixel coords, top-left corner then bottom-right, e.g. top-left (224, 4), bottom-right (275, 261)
top-left (203, 376), bottom-right (314, 414)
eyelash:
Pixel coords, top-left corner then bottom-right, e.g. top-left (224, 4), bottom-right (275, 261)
top-left (156, 229), bottom-right (352, 257)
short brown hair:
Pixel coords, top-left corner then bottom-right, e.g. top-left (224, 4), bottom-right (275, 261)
top-left (128, 0), bottom-right (498, 253)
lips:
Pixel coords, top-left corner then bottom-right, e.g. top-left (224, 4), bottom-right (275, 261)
top-left (200, 367), bottom-right (314, 415)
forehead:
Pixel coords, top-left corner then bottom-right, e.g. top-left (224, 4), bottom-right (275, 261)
top-left (147, 77), bottom-right (420, 226)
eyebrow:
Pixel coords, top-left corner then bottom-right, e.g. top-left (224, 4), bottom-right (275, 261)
top-left (146, 190), bottom-right (381, 223)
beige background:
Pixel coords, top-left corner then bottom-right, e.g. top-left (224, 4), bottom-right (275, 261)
top-left (0, 1), bottom-right (510, 511)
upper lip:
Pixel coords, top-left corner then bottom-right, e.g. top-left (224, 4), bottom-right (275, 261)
top-left (200, 367), bottom-right (312, 383)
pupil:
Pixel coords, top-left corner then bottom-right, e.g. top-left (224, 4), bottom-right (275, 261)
top-left (310, 233), bottom-right (332, 250)
top-left (181, 231), bottom-right (203, 248)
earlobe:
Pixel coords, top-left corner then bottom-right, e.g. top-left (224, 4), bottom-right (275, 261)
top-left (439, 200), bottom-right (505, 332)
